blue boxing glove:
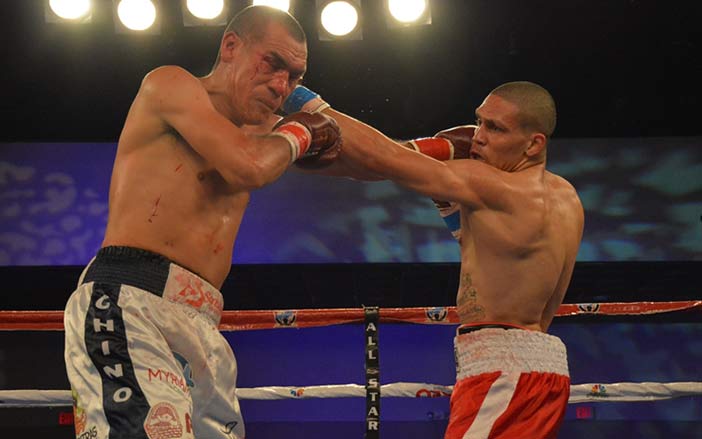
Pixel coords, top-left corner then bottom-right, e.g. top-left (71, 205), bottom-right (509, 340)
top-left (282, 85), bottom-right (330, 115)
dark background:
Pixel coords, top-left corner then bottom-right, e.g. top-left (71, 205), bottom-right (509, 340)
top-left (2, 0), bottom-right (701, 142)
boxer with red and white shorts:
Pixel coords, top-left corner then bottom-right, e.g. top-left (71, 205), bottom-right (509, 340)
top-left (281, 83), bottom-right (583, 439)
top-left (64, 246), bottom-right (244, 439)
top-left (445, 323), bottom-right (570, 439)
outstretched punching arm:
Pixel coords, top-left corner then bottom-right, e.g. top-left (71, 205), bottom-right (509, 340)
top-left (282, 86), bottom-right (488, 236)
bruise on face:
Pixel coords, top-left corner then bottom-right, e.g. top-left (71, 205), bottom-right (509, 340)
top-left (252, 50), bottom-right (305, 88)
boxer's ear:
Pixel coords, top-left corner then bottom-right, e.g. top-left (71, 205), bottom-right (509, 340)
top-left (219, 32), bottom-right (244, 64)
top-left (525, 133), bottom-right (546, 158)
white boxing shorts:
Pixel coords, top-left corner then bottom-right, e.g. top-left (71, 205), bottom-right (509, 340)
top-left (64, 246), bottom-right (244, 439)
top-left (445, 323), bottom-right (570, 439)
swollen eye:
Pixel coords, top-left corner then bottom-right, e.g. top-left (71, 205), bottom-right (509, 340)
top-left (258, 58), bottom-right (276, 74)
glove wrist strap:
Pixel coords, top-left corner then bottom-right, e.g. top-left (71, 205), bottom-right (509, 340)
top-left (282, 86), bottom-right (329, 114)
top-left (271, 122), bottom-right (312, 164)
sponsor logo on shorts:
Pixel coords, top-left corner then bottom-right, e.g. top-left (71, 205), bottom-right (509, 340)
top-left (147, 368), bottom-right (190, 395)
top-left (144, 402), bottom-right (183, 439)
top-left (426, 307), bottom-right (448, 322)
top-left (589, 384), bottom-right (608, 398)
top-left (577, 303), bottom-right (601, 313)
top-left (71, 388), bottom-right (87, 435)
top-left (415, 387), bottom-right (451, 398)
top-left (221, 420), bottom-right (239, 438)
top-left (77, 426), bottom-right (99, 439)
top-left (172, 271), bottom-right (223, 312)
top-left (274, 310), bottom-right (297, 327)
top-left (185, 412), bottom-right (192, 435)
top-left (172, 351), bottom-right (195, 389)
top-left (71, 390), bottom-right (98, 438)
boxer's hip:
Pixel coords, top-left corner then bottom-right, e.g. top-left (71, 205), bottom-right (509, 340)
top-left (454, 322), bottom-right (569, 380)
top-left (79, 245), bottom-right (223, 326)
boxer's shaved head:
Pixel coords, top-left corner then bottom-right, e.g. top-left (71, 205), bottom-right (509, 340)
top-left (490, 82), bottom-right (557, 138)
top-left (213, 5), bottom-right (306, 69)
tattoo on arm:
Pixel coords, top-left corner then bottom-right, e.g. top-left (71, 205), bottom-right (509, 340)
top-left (457, 273), bottom-right (485, 320)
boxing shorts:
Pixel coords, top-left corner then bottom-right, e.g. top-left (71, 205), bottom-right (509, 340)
top-left (64, 246), bottom-right (244, 439)
top-left (445, 323), bottom-right (570, 439)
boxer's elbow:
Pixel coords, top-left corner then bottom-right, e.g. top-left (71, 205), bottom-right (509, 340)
top-left (218, 160), bottom-right (270, 190)
top-left (243, 161), bottom-right (276, 190)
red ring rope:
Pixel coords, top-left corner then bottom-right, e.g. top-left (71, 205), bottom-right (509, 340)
top-left (1, 301), bottom-right (699, 331)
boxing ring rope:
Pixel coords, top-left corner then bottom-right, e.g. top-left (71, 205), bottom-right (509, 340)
top-left (1, 301), bottom-right (700, 409)
top-left (1, 300), bottom-right (700, 331)
top-left (2, 381), bottom-right (701, 408)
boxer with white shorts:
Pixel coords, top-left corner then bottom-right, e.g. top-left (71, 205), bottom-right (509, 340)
top-left (64, 6), bottom-right (342, 439)
top-left (65, 246), bottom-right (241, 439)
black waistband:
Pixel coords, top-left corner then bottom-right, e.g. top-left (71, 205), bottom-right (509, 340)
top-left (82, 246), bottom-right (172, 296)
top-left (457, 323), bottom-right (520, 335)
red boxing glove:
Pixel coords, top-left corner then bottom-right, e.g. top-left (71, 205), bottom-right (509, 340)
top-left (405, 125), bottom-right (476, 161)
top-left (272, 112), bottom-right (342, 168)
top-left (403, 125), bottom-right (476, 243)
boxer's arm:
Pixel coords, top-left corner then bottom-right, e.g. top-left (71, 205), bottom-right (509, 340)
top-left (403, 126), bottom-right (475, 240)
top-left (139, 66), bottom-right (294, 189)
top-left (281, 87), bottom-right (473, 182)
top-left (281, 86), bottom-right (484, 236)
top-left (324, 108), bottom-right (500, 210)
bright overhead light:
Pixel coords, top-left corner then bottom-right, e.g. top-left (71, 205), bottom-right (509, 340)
top-left (117, 0), bottom-right (156, 31)
top-left (252, 0), bottom-right (291, 13)
top-left (49, 0), bottom-right (92, 20)
top-left (186, 0), bottom-right (224, 20)
top-left (320, 1), bottom-right (358, 36)
top-left (388, 0), bottom-right (426, 23)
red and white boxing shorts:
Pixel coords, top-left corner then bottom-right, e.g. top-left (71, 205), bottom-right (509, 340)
top-left (64, 246), bottom-right (244, 439)
top-left (445, 323), bottom-right (570, 439)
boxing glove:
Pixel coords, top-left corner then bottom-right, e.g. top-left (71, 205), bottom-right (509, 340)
top-left (281, 85), bottom-right (330, 114)
top-left (272, 111), bottom-right (342, 168)
top-left (405, 125), bottom-right (476, 161)
top-left (405, 125), bottom-right (476, 242)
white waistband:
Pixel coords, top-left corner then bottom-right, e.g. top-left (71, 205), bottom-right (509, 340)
top-left (454, 328), bottom-right (569, 381)
top-left (162, 263), bottom-right (223, 326)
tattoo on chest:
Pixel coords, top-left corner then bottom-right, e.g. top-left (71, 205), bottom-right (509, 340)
top-left (457, 273), bottom-right (485, 320)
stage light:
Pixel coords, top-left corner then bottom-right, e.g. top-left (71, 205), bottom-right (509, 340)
top-left (182, 0), bottom-right (227, 26)
top-left (321, 2), bottom-right (357, 35)
top-left (388, 0), bottom-right (425, 23)
top-left (385, 0), bottom-right (431, 28)
top-left (186, 0), bottom-right (224, 20)
top-left (114, 0), bottom-right (160, 33)
top-left (316, 0), bottom-right (362, 41)
top-left (45, 0), bottom-right (92, 23)
top-left (252, 0), bottom-right (290, 13)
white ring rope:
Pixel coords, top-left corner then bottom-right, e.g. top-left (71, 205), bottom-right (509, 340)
top-left (1, 381), bottom-right (700, 408)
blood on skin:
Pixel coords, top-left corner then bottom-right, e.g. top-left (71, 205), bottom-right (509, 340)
top-left (147, 195), bottom-right (161, 223)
